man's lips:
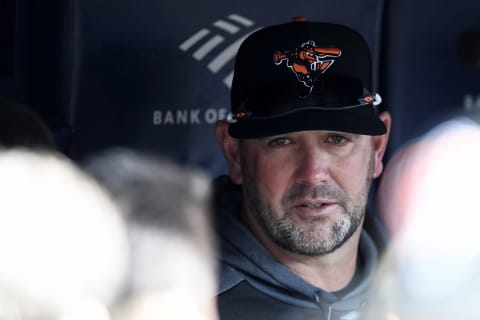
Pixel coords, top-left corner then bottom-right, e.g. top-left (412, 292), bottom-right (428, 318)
top-left (287, 199), bottom-right (339, 217)
top-left (292, 199), bottom-right (337, 208)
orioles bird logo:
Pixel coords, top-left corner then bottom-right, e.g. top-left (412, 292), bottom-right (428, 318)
top-left (274, 40), bottom-right (341, 93)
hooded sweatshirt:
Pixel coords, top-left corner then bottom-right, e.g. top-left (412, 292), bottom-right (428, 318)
top-left (213, 175), bottom-right (381, 320)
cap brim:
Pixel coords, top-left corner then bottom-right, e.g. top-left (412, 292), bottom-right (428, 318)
top-left (228, 106), bottom-right (386, 139)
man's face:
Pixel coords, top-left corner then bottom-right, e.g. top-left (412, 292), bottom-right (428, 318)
top-left (238, 130), bottom-right (376, 256)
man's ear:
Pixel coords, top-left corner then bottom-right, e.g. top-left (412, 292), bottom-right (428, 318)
top-left (215, 121), bottom-right (243, 184)
top-left (372, 111), bottom-right (392, 179)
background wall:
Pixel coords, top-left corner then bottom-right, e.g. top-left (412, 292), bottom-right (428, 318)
top-left (0, 0), bottom-right (478, 177)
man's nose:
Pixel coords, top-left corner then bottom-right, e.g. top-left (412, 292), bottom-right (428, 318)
top-left (295, 146), bottom-right (331, 185)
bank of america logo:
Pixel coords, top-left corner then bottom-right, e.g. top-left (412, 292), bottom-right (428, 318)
top-left (179, 14), bottom-right (256, 88)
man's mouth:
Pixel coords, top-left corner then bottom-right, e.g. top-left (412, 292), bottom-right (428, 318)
top-left (291, 200), bottom-right (338, 217)
top-left (301, 203), bottom-right (326, 208)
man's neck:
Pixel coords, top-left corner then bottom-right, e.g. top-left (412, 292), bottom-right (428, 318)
top-left (248, 219), bottom-right (363, 292)
top-left (278, 230), bottom-right (361, 291)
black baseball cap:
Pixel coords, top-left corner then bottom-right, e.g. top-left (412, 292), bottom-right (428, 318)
top-left (228, 19), bottom-right (386, 139)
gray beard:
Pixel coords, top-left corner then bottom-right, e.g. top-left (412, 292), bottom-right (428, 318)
top-left (242, 155), bottom-right (374, 256)
top-left (247, 184), bottom-right (366, 256)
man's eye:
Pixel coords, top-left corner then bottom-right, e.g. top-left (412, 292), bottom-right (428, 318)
top-left (268, 137), bottom-right (291, 147)
top-left (328, 135), bottom-right (349, 144)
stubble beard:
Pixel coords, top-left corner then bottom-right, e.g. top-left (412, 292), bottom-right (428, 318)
top-left (242, 153), bottom-right (374, 256)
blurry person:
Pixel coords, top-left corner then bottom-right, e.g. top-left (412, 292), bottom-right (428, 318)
top-left (85, 148), bottom-right (218, 320)
top-left (0, 149), bottom-right (129, 320)
top-left (376, 140), bottom-right (422, 236)
top-left (0, 99), bottom-right (57, 150)
top-left (364, 115), bottom-right (480, 320)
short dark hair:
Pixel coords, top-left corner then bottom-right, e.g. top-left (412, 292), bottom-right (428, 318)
top-left (0, 99), bottom-right (57, 150)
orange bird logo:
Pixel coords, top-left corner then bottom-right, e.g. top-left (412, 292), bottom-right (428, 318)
top-left (274, 41), bottom-right (342, 89)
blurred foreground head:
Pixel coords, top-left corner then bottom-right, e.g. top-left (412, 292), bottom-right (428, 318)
top-left (85, 148), bottom-right (217, 320)
top-left (366, 116), bottom-right (480, 320)
top-left (0, 149), bottom-right (129, 320)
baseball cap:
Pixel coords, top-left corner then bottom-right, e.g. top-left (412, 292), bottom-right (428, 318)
top-left (228, 19), bottom-right (386, 139)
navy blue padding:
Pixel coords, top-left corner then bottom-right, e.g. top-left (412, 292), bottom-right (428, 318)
top-left (0, 0), bottom-right (76, 154)
top-left (380, 0), bottom-right (480, 157)
top-left (62, 0), bottom-right (384, 177)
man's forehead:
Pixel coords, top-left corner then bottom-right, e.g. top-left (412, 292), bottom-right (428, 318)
top-left (256, 130), bottom-right (363, 139)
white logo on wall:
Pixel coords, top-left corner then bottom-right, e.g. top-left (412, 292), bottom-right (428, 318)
top-left (153, 108), bottom-right (230, 125)
top-left (179, 13), bottom-right (255, 88)
top-left (153, 14), bottom-right (257, 126)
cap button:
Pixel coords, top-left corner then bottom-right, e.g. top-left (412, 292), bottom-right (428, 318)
top-left (292, 16), bottom-right (307, 22)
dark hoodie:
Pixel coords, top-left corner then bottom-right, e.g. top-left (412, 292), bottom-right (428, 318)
top-left (213, 175), bottom-right (382, 320)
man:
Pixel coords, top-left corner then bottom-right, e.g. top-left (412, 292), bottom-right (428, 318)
top-left (0, 149), bottom-right (128, 320)
top-left (364, 116), bottom-right (480, 320)
top-left (85, 148), bottom-right (219, 320)
top-left (213, 19), bottom-right (391, 320)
